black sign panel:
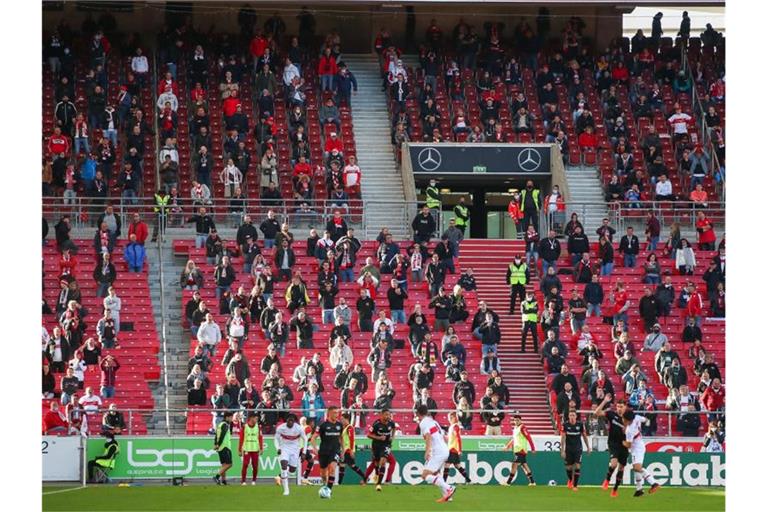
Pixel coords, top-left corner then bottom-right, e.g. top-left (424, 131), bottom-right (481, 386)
top-left (408, 144), bottom-right (552, 175)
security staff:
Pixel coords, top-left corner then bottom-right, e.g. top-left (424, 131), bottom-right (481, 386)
top-left (453, 196), bottom-right (470, 235)
top-left (520, 290), bottom-right (539, 353)
top-left (151, 189), bottom-right (169, 242)
top-left (87, 433), bottom-right (120, 482)
top-left (238, 412), bottom-right (264, 484)
top-left (506, 255), bottom-right (529, 314)
top-left (425, 179), bottom-right (441, 233)
top-left (520, 180), bottom-right (541, 233)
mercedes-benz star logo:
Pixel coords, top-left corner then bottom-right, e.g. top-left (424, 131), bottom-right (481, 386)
top-left (518, 147), bottom-right (542, 172)
top-left (417, 147), bottom-right (442, 171)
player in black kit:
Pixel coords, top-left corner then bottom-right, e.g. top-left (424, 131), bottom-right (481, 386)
top-left (560, 410), bottom-right (591, 491)
top-left (594, 394), bottom-right (629, 497)
top-left (367, 408), bottom-right (396, 492)
top-left (310, 406), bottom-right (343, 493)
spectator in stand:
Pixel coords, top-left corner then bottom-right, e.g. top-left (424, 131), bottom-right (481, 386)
top-left (318, 47), bottom-right (338, 92)
top-left (655, 174), bottom-right (675, 201)
top-left (700, 377), bottom-right (725, 422)
top-left (123, 234), bottom-right (145, 273)
top-left (695, 211), bottom-right (717, 251)
top-left (618, 227), bottom-right (640, 268)
top-left (611, 281), bottom-right (630, 327)
top-left (642, 253), bottom-right (661, 285)
top-left (93, 253), bottom-right (116, 298)
top-left (676, 239), bottom-right (697, 275)
top-left (538, 230), bottom-right (561, 275)
top-left (43, 402), bottom-right (69, 435)
top-left (101, 403), bottom-right (125, 436)
top-left (567, 226), bottom-right (589, 266)
top-left (78, 386), bottom-right (103, 414)
top-left (668, 104), bottom-right (693, 143)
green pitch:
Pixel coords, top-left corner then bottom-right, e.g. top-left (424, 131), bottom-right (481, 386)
top-left (43, 484), bottom-right (724, 511)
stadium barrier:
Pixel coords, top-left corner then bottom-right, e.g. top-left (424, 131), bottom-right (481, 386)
top-left (61, 436), bottom-right (723, 486)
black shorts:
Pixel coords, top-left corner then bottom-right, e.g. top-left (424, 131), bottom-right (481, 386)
top-left (447, 452), bottom-right (461, 465)
top-left (609, 443), bottom-right (629, 466)
top-left (218, 448), bottom-right (232, 465)
top-left (318, 451), bottom-right (339, 469)
top-left (513, 452), bottom-right (528, 464)
top-left (372, 444), bottom-right (392, 461)
top-left (342, 452), bottom-right (357, 466)
top-left (564, 448), bottom-right (583, 466)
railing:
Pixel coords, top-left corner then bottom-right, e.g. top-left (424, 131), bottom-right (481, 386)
top-left (681, 47), bottom-right (725, 200)
top-left (156, 230), bottom-right (172, 435)
top-left (539, 200), bottom-right (725, 238)
top-left (42, 197), bottom-right (417, 238)
top-left (56, 407), bottom-right (723, 440)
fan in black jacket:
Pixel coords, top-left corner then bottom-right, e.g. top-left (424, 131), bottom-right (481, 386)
top-left (538, 231), bottom-right (562, 270)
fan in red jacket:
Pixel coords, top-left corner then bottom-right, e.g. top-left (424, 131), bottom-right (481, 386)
top-left (577, 126), bottom-right (598, 149)
top-left (47, 127), bottom-right (71, 156)
top-left (249, 34), bottom-right (269, 60)
top-left (686, 285), bottom-right (705, 321)
top-left (223, 91), bottom-right (241, 118)
top-left (318, 50), bottom-right (338, 78)
top-left (190, 83), bottom-right (206, 103)
top-left (42, 402), bottom-right (69, 435)
top-left (695, 211), bottom-right (717, 250)
top-left (324, 132), bottom-right (343, 154)
top-left (700, 379), bottom-right (725, 415)
top-left (127, 214), bottom-right (149, 245)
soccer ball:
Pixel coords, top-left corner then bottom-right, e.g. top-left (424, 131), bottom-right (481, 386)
top-left (318, 486), bottom-right (332, 499)
top-left (548, 480), bottom-right (557, 486)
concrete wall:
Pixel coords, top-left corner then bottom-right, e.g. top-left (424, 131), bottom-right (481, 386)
top-left (44, 2), bottom-right (624, 53)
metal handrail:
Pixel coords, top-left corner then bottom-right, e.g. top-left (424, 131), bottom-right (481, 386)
top-left (60, 406), bottom-right (724, 438)
top-left (681, 47), bottom-right (724, 200)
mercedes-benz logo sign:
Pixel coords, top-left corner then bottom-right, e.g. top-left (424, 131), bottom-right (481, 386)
top-left (417, 147), bottom-right (442, 171)
top-left (517, 147), bottom-right (542, 172)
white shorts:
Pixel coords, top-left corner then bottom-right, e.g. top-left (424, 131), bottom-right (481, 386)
top-left (630, 446), bottom-right (646, 466)
top-left (424, 449), bottom-right (450, 474)
top-left (280, 449), bottom-right (301, 469)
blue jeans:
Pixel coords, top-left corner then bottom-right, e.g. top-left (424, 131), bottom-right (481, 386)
top-left (623, 254), bottom-right (637, 268)
top-left (122, 189), bottom-right (138, 205)
top-left (613, 311), bottom-right (628, 326)
top-left (244, 263), bottom-right (252, 274)
top-left (542, 260), bottom-right (557, 276)
top-left (644, 274), bottom-right (661, 285)
top-left (392, 309), bottom-right (406, 324)
top-left (526, 251), bottom-right (539, 269)
top-left (195, 234), bottom-right (207, 248)
top-left (321, 75), bottom-right (334, 91)
top-left (216, 285), bottom-right (230, 299)
top-left (96, 282), bottom-right (110, 297)
top-left (412, 269), bottom-right (423, 282)
top-left (570, 253), bottom-right (583, 266)
top-left (601, 262), bottom-right (614, 276)
top-left (101, 386), bottom-right (115, 398)
top-left (102, 336), bottom-right (115, 349)
top-left (129, 265), bottom-right (142, 272)
top-left (339, 268), bottom-right (354, 283)
top-left (166, 62), bottom-right (177, 80)
top-left (481, 344), bottom-right (497, 358)
top-left (74, 137), bottom-right (90, 155)
top-left (473, 327), bottom-right (482, 340)
top-left (587, 304), bottom-right (602, 317)
top-left (648, 236), bottom-right (659, 251)
top-left (104, 128), bottom-right (118, 147)
top-left (264, 239), bottom-right (275, 249)
top-left (570, 318), bottom-right (585, 335)
top-left (322, 310), bottom-right (334, 324)
top-left (61, 392), bottom-right (73, 406)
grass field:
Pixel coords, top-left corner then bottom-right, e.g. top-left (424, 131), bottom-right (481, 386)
top-left (43, 484), bottom-right (725, 511)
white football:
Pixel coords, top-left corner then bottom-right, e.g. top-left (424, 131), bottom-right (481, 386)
top-left (318, 486), bottom-right (332, 499)
top-left (548, 480), bottom-right (557, 486)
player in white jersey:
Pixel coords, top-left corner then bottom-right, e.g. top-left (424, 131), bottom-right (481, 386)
top-left (274, 414), bottom-right (307, 495)
top-left (416, 405), bottom-right (456, 503)
top-left (622, 410), bottom-right (661, 497)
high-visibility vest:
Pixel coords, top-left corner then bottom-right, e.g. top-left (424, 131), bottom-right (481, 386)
top-left (520, 189), bottom-right (540, 210)
top-left (448, 424), bottom-right (462, 454)
top-left (453, 204), bottom-right (469, 226)
top-left (522, 299), bottom-right (538, 322)
top-left (95, 440), bottom-right (119, 469)
top-left (341, 424), bottom-right (355, 454)
top-left (512, 425), bottom-right (531, 453)
top-left (425, 186), bottom-right (441, 208)
top-left (215, 422), bottom-right (231, 452)
top-left (153, 193), bottom-right (169, 213)
top-left (508, 262), bottom-right (527, 285)
top-left (243, 423), bottom-right (261, 453)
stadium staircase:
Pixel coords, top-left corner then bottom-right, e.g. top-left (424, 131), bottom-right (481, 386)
top-left (146, 243), bottom-right (189, 435)
top-left (460, 239), bottom-right (554, 434)
top-left (563, 164), bottom-right (610, 235)
top-left (343, 55), bottom-right (410, 240)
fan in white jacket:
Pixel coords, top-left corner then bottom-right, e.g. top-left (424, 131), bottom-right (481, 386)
top-left (197, 316), bottom-right (222, 352)
top-left (329, 338), bottom-right (354, 370)
top-left (157, 90), bottom-right (179, 112)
